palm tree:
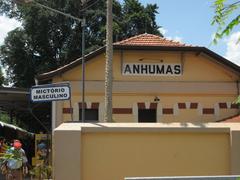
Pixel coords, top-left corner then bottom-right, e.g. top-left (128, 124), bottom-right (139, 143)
top-left (104, 0), bottom-right (113, 122)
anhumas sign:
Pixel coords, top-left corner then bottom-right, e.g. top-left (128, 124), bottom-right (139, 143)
top-left (31, 84), bottom-right (70, 102)
top-left (123, 63), bottom-right (182, 76)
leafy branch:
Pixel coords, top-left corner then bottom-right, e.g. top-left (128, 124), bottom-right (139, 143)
top-left (235, 96), bottom-right (240, 104)
top-left (211, 0), bottom-right (240, 43)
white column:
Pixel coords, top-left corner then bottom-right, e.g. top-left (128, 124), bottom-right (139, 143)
top-left (98, 102), bottom-right (104, 122)
top-left (173, 103), bottom-right (179, 116)
top-left (227, 102), bottom-right (231, 109)
top-left (157, 103), bottom-right (162, 122)
top-left (133, 103), bottom-right (138, 122)
top-left (214, 103), bottom-right (220, 117)
top-left (52, 101), bottom-right (56, 132)
top-left (198, 103), bottom-right (203, 115)
top-left (186, 102), bottom-right (191, 109)
top-left (73, 103), bottom-right (79, 121)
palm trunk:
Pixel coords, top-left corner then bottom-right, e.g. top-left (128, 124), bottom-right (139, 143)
top-left (104, 0), bottom-right (113, 122)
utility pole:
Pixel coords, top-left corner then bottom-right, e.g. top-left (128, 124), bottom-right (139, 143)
top-left (104, 0), bottom-right (113, 122)
top-left (81, 15), bottom-right (86, 122)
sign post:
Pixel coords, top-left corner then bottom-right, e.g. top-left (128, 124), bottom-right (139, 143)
top-left (30, 83), bottom-right (71, 102)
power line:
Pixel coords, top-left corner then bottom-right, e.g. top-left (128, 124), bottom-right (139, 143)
top-left (80, 0), bottom-right (101, 12)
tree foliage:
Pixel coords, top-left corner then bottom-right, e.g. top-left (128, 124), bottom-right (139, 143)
top-left (236, 95), bottom-right (240, 105)
top-left (212, 0), bottom-right (240, 43)
top-left (212, 0), bottom-right (240, 105)
top-left (0, 0), bottom-right (161, 88)
top-left (0, 67), bottom-right (5, 86)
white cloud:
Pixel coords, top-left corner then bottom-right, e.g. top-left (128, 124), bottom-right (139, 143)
top-left (159, 27), bottom-right (168, 36)
top-left (173, 36), bottom-right (182, 42)
top-left (0, 15), bottom-right (21, 45)
top-left (225, 32), bottom-right (240, 66)
top-left (158, 27), bottom-right (183, 43)
top-left (166, 36), bottom-right (183, 43)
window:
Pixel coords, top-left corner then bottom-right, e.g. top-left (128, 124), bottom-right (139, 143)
top-left (79, 109), bottom-right (98, 122)
top-left (138, 109), bottom-right (156, 123)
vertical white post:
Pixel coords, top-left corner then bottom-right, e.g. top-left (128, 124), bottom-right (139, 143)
top-left (73, 103), bottom-right (79, 121)
top-left (52, 101), bottom-right (56, 131)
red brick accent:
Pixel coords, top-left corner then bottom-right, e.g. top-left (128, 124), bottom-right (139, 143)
top-left (219, 103), bottom-right (227, 109)
top-left (190, 103), bottom-right (198, 109)
top-left (138, 103), bottom-right (145, 109)
top-left (79, 102), bottom-right (87, 109)
top-left (63, 108), bottom-right (73, 114)
top-left (231, 104), bottom-right (239, 109)
top-left (202, 108), bottom-right (215, 114)
top-left (113, 108), bottom-right (132, 114)
top-left (162, 108), bottom-right (173, 114)
top-left (178, 103), bottom-right (186, 109)
top-left (91, 102), bottom-right (99, 109)
top-left (150, 103), bottom-right (158, 109)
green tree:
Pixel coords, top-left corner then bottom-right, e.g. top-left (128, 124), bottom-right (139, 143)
top-left (212, 0), bottom-right (240, 43)
top-left (212, 0), bottom-right (240, 105)
top-left (1, 28), bottom-right (36, 87)
top-left (0, 67), bottom-right (5, 86)
top-left (0, 0), bottom-right (161, 88)
top-left (122, 0), bottom-right (160, 38)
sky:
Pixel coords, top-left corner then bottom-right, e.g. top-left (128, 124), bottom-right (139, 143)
top-left (140, 0), bottom-right (240, 66)
top-left (0, 0), bottom-right (240, 66)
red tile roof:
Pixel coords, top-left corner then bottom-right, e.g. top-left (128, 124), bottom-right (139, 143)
top-left (219, 114), bottom-right (240, 123)
top-left (114, 33), bottom-right (191, 47)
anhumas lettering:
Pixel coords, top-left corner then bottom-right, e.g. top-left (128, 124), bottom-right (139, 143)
top-left (123, 63), bottom-right (182, 76)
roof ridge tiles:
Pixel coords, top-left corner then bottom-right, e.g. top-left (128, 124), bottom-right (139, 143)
top-left (114, 33), bottom-right (192, 47)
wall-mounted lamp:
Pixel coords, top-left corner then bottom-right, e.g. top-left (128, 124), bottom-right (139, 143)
top-left (154, 96), bottom-right (160, 102)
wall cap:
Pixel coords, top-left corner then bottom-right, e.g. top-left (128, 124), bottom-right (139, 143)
top-left (53, 122), bottom-right (240, 133)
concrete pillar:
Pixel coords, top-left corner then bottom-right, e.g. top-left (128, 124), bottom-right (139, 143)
top-left (53, 128), bottom-right (81, 180)
top-left (230, 129), bottom-right (240, 175)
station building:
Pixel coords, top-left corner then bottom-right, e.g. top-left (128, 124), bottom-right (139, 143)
top-left (38, 33), bottom-right (240, 129)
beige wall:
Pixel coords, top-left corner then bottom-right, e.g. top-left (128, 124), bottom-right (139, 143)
top-left (52, 50), bottom-right (239, 125)
top-left (55, 51), bottom-right (239, 82)
top-left (53, 123), bottom-right (240, 180)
